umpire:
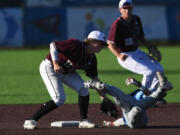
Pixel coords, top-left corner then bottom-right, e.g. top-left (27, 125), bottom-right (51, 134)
top-left (23, 30), bottom-right (108, 129)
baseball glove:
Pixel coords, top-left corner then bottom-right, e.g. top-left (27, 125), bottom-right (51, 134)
top-left (148, 45), bottom-right (161, 61)
top-left (100, 98), bottom-right (118, 118)
top-left (61, 60), bottom-right (75, 74)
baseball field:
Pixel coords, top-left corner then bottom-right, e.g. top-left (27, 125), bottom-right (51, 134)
top-left (0, 46), bottom-right (180, 135)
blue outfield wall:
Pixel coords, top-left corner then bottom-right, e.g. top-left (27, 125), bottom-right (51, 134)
top-left (61, 0), bottom-right (180, 6)
top-left (24, 0), bottom-right (180, 7)
top-left (166, 6), bottom-right (180, 41)
top-left (1, 1), bottom-right (180, 47)
top-left (66, 5), bottom-right (169, 41)
top-left (0, 8), bottom-right (23, 47)
top-left (25, 0), bottom-right (62, 7)
top-left (61, 0), bottom-right (118, 6)
top-left (23, 5), bottom-right (180, 45)
top-left (24, 8), bottom-right (67, 46)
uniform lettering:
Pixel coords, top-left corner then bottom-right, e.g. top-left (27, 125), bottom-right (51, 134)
top-left (124, 38), bottom-right (133, 46)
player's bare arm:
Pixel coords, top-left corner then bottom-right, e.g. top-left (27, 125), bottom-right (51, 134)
top-left (52, 60), bottom-right (64, 73)
top-left (50, 43), bottom-right (65, 73)
top-left (126, 77), bottom-right (151, 96)
top-left (107, 41), bottom-right (128, 61)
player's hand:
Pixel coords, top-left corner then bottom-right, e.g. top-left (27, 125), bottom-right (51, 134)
top-left (53, 61), bottom-right (65, 73)
top-left (125, 77), bottom-right (141, 87)
top-left (118, 54), bottom-right (128, 61)
top-left (125, 77), bottom-right (135, 85)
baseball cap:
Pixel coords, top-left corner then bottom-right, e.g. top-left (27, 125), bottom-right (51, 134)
top-left (87, 30), bottom-right (106, 42)
top-left (119, 0), bottom-right (133, 8)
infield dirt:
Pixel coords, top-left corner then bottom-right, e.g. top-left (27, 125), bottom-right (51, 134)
top-left (0, 103), bottom-right (180, 135)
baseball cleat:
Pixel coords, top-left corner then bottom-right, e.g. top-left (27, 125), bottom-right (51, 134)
top-left (156, 72), bottom-right (173, 91)
top-left (84, 80), bottom-right (107, 91)
top-left (23, 119), bottom-right (37, 130)
top-left (79, 119), bottom-right (95, 128)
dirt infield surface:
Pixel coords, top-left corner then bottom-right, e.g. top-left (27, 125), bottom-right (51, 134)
top-left (0, 103), bottom-right (180, 135)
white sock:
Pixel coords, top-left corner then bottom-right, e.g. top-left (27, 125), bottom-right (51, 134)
top-left (113, 118), bottom-right (125, 126)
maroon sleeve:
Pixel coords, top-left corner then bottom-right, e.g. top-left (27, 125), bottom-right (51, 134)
top-left (108, 20), bottom-right (119, 43)
top-left (53, 39), bottom-right (76, 52)
top-left (46, 39), bottom-right (80, 66)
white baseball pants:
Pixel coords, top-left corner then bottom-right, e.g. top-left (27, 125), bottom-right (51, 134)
top-left (39, 59), bottom-right (89, 106)
top-left (117, 49), bottom-right (164, 90)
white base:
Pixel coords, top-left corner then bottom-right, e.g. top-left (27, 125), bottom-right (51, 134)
top-left (51, 121), bottom-right (80, 127)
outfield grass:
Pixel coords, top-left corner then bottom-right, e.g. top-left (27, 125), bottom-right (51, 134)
top-left (0, 46), bottom-right (180, 104)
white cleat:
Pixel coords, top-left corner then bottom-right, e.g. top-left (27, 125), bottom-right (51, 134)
top-left (79, 119), bottom-right (95, 128)
top-left (156, 72), bottom-right (173, 91)
top-left (23, 119), bottom-right (37, 130)
top-left (84, 80), bottom-right (107, 91)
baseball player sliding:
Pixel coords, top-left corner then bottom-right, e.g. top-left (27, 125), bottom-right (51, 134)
top-left (23, 30), bottom-right (108, 130)
top-left (107, 0), bottom-right (173, 103)
top-left (84, 72), bottom-right (168, 128)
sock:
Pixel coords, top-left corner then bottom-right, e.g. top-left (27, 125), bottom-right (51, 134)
top-left (113, 117), bottom-right (125, 126)
top-left (31, 100), bottom-right (58, 121)
top-left (78, 95), bottom-right (89, 121)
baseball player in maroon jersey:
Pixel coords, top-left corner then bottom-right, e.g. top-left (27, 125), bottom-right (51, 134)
top-left (107, 0), bottom-right (173, 101)
top-left (23, 30), bottom-right (108, 130)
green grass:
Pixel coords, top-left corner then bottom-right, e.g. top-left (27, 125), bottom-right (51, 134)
top-left (0, 46), bottom-right (180, 104)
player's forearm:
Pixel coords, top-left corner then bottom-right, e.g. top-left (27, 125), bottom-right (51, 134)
top-left (132, 79), bottom-right (150, 96)
top-left (50, 42), bottom-right (59, 61)
top-left (127, 78), bottom-right (151, 96)
top-left (134, 82), bottom-right (151, 96)
top-left (107, 41), bottom-right (121, 57)
top-left (52, 60), bottom-right (59, 67)
top-left (136, 83), bottom-right (151, 96)
top-left (140, 86), bottom-right (151, 96)
top-left (107, 41), bottom-right (128, 61)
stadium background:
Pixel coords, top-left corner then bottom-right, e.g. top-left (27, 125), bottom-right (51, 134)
top-left (0, 0), bottom-right (180, 47)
